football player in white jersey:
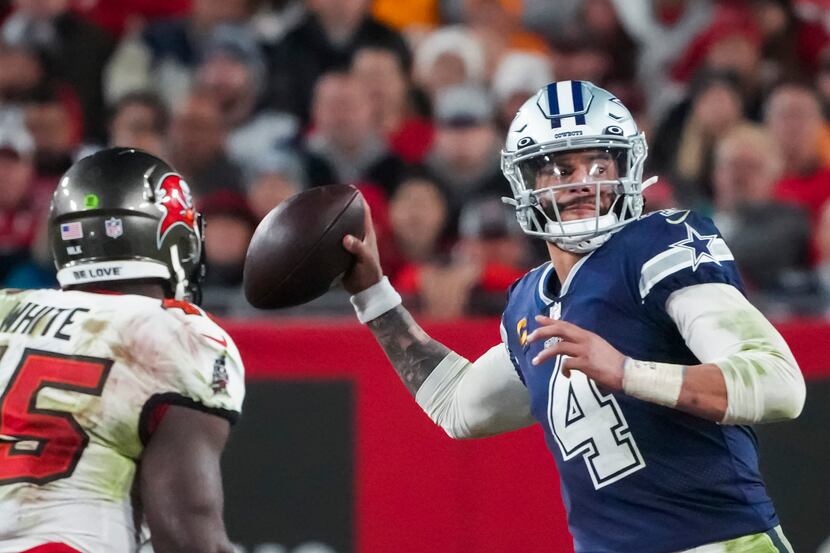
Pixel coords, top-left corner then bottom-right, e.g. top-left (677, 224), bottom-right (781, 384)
top-left (0, 148), bottom-right (245, 553)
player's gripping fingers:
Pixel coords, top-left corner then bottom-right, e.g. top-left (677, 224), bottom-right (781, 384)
top-left (527, 317), bottom-right (585, 344)
top-left (342, 198), bottom-right (377, 258)
top-left (360, 199), bottom-right (378, 245)
top-left (531, 340), bottom-right (582, 366)
top-left (342, 234), bottom-right (369, 258)
top-left (561, 356), bottom-right (585, 378)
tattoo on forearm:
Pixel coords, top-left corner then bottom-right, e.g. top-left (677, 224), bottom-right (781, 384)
top-left (367, 305), bottom-right (451, 396)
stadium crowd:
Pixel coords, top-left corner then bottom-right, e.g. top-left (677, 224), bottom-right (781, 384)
top-left (2, 0), bottom-right (830, 318)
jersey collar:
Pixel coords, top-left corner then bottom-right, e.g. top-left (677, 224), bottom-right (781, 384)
top-left (537, 251), bottom-right (596, 305)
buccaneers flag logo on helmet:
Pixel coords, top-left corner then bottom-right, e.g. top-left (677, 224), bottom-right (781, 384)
top-left (156, 173), bottom-right (196, 246)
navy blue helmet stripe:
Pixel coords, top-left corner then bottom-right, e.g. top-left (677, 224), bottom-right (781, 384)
top-left (546, 82), bottom-right (562, 128)
top-left (572, 81), bottom-right (586, 125)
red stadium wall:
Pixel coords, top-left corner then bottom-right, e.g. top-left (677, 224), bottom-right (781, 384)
top-left (224, 318), bottom-right (830, 553)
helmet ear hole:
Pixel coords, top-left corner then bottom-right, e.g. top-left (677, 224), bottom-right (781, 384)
top-left (517, 136), bottom-right (536, 148)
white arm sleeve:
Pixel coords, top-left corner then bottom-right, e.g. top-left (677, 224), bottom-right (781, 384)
top-left (665, 283), bottom-right (806, 424)
top-left (415, 345), bottom-right (535, 439)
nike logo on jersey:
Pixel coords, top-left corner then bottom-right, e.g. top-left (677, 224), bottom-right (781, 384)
top-left (201, 334), bottom-right (228, 348)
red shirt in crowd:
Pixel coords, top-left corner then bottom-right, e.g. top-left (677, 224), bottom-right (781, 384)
top-left (774, 165), bottom-right (830, 264)
top-left (0, 204), bottom-right (39, 255)
top-left (773, 165), bottom-right (830, 224)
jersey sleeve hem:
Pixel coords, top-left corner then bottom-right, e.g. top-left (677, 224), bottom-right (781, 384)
top-left (139, 392), bottom-right (241, 446)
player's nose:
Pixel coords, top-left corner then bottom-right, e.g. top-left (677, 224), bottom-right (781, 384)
top-left (566, 164), bottom-right (594, 191)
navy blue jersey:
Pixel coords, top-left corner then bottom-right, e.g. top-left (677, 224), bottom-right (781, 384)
top-left (501, 210), bottom-right (778, 553)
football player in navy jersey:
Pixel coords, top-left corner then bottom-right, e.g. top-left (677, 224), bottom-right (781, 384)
top-left (341, 81), bottom-right (805, 553)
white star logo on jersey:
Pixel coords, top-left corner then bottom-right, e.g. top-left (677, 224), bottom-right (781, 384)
top-left (669, 223), bottom-right (720, 271)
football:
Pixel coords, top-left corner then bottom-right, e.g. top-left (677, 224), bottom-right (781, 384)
top-left (243, 184), bottom-right (365, 309)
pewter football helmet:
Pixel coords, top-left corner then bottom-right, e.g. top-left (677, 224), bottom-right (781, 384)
top-left (501, 81), bottom-right (654, 253)
top-left (49, 148), bottom-right (206, 303)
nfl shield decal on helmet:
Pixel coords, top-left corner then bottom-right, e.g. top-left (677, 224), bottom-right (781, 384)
top-left (105, 217), bottom-right (124, 239)
top-left (156, 173), bottom-right (196, 246)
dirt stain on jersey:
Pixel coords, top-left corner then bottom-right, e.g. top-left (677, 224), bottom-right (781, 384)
top-left (82, 318), bottom-right (108, 335)
top-left (110, 343), bottom-right (139, 369)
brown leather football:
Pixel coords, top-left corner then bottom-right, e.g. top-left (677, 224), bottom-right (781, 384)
top-left (243, 185), bottom-right (365, 309)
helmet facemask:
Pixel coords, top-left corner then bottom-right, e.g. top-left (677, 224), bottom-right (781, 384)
top-left (501, 81), bottom-right (655, 253)
top-left (502, 135), bottom-right (649, 253)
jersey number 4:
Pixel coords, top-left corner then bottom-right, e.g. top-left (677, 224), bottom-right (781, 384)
top-left (548, 356), bottom-right (645, 489)
top-left (0, 348), bottom-right (112, 485)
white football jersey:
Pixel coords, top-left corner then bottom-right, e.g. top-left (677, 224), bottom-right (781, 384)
top-left (0, 289), bottom-right (245, 553)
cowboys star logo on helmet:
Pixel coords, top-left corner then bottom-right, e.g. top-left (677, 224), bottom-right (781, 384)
top-left (501, 80), bottom-right (658, 254)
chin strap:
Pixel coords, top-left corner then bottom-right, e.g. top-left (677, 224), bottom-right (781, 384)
top-left (552, 232), bottom-right (613, 254)
top-left (641, 175), bottom-right (659, 190)
top-left (169, 244), bottom-right (188, 301)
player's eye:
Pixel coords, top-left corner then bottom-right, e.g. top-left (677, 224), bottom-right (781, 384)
top-left (589, 162), bottom-right (610, 176)
top-left (546, 166), bottom-right (571, 177)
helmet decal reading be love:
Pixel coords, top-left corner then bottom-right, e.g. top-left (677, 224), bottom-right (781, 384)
top-left (156, 173), bottom-right (196, 246)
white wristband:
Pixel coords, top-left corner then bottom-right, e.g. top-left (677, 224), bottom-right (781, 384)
top-left (350, 276), bottom-right (402, 324)
top-left (622, 358), bottom-right (685, 408)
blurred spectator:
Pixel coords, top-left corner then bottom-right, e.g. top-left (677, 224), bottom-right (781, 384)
top-left (200, 189), bottom-right (258, 288)
top-left (195, 25), bottom-right (298, 173)
top-left (610, 0), bottom-right (715, 119)
top-left (398, 195), bottom-right (527, 318)
top-left (456, 194), bottom-right (529, 291)
top-left (76, 0), bottom-right (191, 38)
top-left (2, 215), bottom-right (55, 289)
top-left (712, 124), bottom-right (812, 293)
top-left (372, 0), bottom-right (438, 31)
top-left (425, 85), bottom-right (508, 221)
top-left (650, 69), bottom-right (746, 208)
top-left (105, 0), bottom-right (254, 107)
top-left (266, 0), bottom-right (409, 124)
top-left (779, 0), bottom-right (830, 73)
top-left (249, 0), bottom-right (307, 46)
top-left (0, 121), bottom-right (40, 284)
top-left (413, 26), bottom-right (486, 99)
top-left (23, 83), bottom-right (82, 182)
top-left (672, 5), bottom-right (766, 120)
top-left (108, 90), bottom-right (169, 159)
top-left (546, 0), bottom-right (638, 100)
top-left (764, 81), bottom-right (830, 224)
top-left (168, 91), bottom-right (245, 197)
top-left (818, 200), bottom-right (830, 291)
top-left (302, 72), bottom-right (407, 194)
top-left (1, 0), bottom-right (115, 140)
top-left (549, 36), bottom-right (612, 87)
top-left (459, 0), bottom-right (551, 74)
top-left (750, 0), bottom-right (809, 82)
top-left (0, 43), bottom-right (46, 107)
top-left (579, 0), bottom-right (639, 86)
top-left (351, 44), bottom-right (434, 164)
top-left (387, 171), bottom-right (450, 280)
top-left (244, 149), bottom-right (306, 221)
top-left (491, 50), bottom-right (553, 133)
top-left (442, 0), bottom-right (582, 43)
top-left (815, 48), bottom-right (830, 166)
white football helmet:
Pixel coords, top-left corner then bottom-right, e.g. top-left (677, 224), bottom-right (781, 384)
top-left (501, 80), bottom-right (655, 253)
